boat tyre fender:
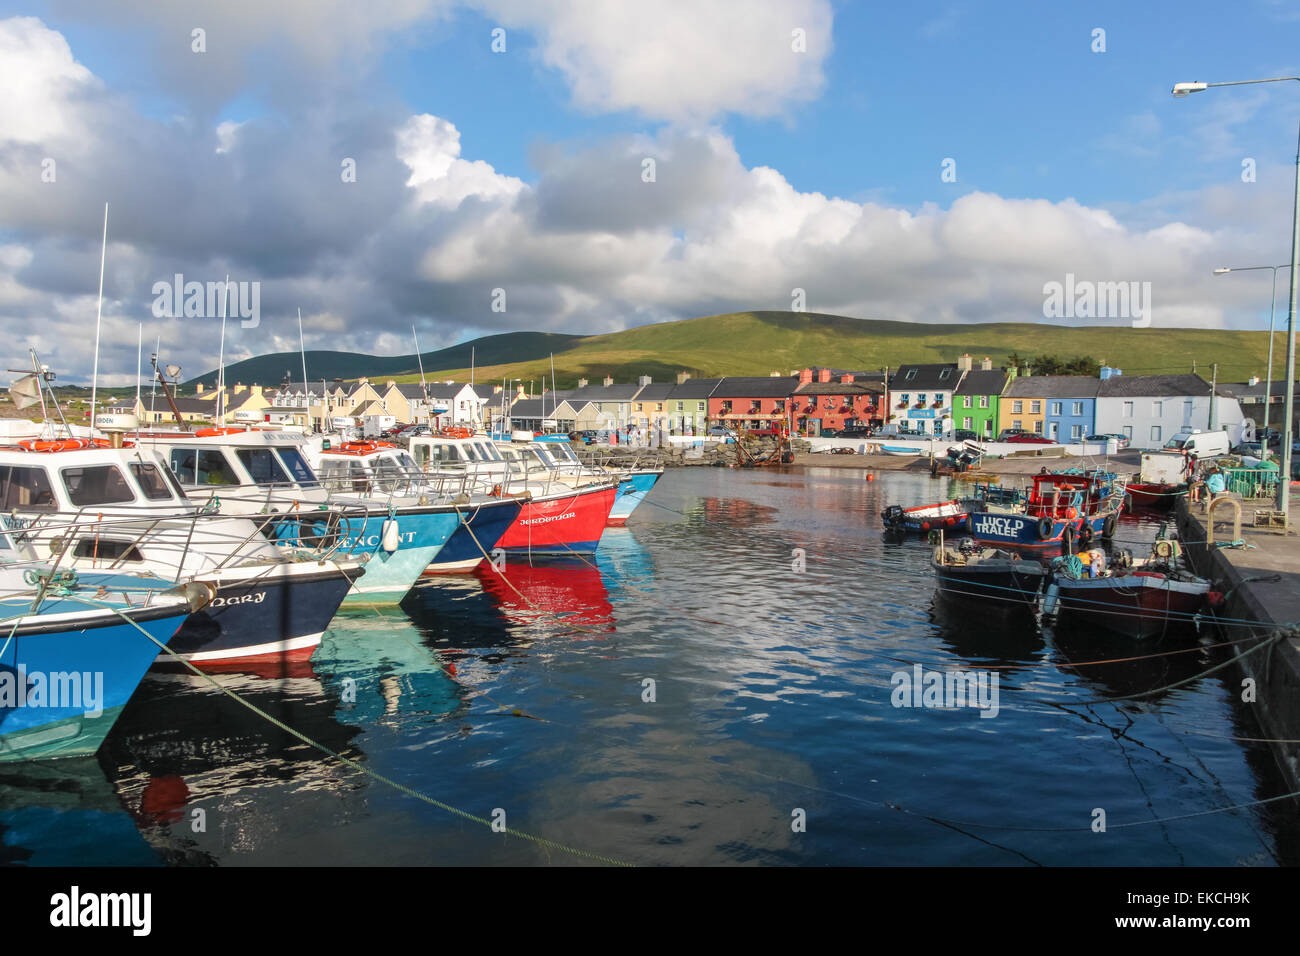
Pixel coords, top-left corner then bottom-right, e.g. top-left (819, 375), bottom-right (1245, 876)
top-left (1061, 525), bottom-right (1075, 554)
top-left (1037, 517), bottom-right (1052, 540)
top-left (965, 513), bottom-right (975, 535)
top-left (1103, 513), bottom-right (1118, 538)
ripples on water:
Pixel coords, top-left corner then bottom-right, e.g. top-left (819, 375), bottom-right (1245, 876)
top-left (1, 466), bottom-right (1296, 866)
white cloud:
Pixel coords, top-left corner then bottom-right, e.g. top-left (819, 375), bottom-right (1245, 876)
top-left (476, 0), bottom-right (833, 121)
top-left (0, 16), bottom-right (98, 145)
top-left (397, 114), bottom-right (524, 206)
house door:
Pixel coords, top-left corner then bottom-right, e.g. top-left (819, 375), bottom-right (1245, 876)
top-left (1049, 421), bottom-right (1059, 440)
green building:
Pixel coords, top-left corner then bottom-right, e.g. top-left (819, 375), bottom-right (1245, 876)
top-left (952, 359), bottom-right (1014, 438)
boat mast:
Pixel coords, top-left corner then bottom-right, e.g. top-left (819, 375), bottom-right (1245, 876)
top-left (413, 325), bottom-right (429, 422)
top-left (215, 274), bottom-right (230, 424)
top-left (88, 202), bottom-right (108, 431)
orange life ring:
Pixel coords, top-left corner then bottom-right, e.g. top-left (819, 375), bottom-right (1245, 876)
top-left (440, 426), bottom-right (474, 439)
top-left (18, 438), bottom-right (90, 452)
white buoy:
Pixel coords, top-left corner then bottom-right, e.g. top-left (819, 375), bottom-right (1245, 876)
top-left (381, 519), bottom-right (401, 553)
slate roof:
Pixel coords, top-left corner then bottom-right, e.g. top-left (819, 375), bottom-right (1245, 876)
top-left (890, 364), bottom-right (961, 390)
top-left (794, 382), bottom-right (879, 396)
top-left (666, 377), bottom-right (723, 399)
top-left (1004, 375), bottom-right (1100, 399)
top-left (1096, 374), bottom-right (1212, 398)
top-left (567, 384), bottom-right (643, 402)
top-left (954, 369), bottom-right (1010, 396)
top-left (710, 376), bottom-right (800, 398)
top-left (631, 383), bottom-right (676, 401)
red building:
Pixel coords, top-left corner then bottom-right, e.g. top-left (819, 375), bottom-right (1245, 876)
top-left (707, 376), bottom-right (798, 431)
top-left (792, 368), bottom-right (883, 435)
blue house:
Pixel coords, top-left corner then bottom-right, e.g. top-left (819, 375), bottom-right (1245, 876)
top-left (1004, 375), bottom-right (1100, 441)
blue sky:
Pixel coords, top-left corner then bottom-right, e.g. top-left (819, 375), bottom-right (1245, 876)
top-left (2, 1), bottom-right (1299, 382)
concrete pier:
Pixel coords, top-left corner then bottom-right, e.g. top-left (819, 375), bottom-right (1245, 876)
top-left (1177, 497), bottom-right (1300, 792)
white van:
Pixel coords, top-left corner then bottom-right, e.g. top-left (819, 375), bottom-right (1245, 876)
top-left (1162, 429), bottom-right (1230, 459)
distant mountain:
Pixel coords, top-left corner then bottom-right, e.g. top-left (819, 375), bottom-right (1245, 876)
top-left (188, 311), bottom-right (1284, 391)
top-left (185, 330), bottom-right (584, 388)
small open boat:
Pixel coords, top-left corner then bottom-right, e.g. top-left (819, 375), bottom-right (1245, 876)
top-left (932, 539), bottom-right (1046, 608)
top-left (882, 499), bottom-right (973, 534)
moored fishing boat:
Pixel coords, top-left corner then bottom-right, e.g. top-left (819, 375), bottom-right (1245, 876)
top-left (1046, 540), bottom-right (1220, 639)
top-left (932, 539), bottom-right (1046, 608)
top-left (0, 565), bottom-right (204, 760)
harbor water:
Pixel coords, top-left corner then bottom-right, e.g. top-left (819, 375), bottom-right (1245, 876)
top-left (2, 466), bottom-right (1296, 866)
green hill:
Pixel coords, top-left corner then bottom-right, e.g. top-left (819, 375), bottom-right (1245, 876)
top-left (185, 330), bottom-right (583, 388)
top-left (190, 311), bottom-right (1288, 391)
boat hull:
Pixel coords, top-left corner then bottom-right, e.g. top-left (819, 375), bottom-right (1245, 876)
top-left (423, 498), bottom-right (524, 573)
top-left (607, 471), bottom-right (662, 526)
top-left (967, 511), bottom-right (1082, 550)
top-left (934, 560), bottom-right (1046, 608)
top-left (1126, 482), bottom-right (1182, 511)
top-left (0, 605), bottom-right (186, 761)
top-left (165, 562), bottom-right (359, 664)
top-left (1054, 573), bottom-right (1210, 639)
top-left (497, 486), bottom-right (618, 556)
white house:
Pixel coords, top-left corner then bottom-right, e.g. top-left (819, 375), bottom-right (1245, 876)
top-left (1093, 369), bottom-right (1244, 449)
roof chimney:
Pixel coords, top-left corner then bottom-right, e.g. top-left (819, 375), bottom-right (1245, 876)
top-left (638, 375), bottom-right (652, 387)
top-left (799, 368), bottom-right (813, 384)
top-left (603, 375), bottom-right (614, 387)
top-left (1248, 375), bottom-right (1260, 387)
top-left (957, 354), bottom-right (973, 372)
top-left (578, 377), bottom-right (589, 388)
top-left (676, 372), bottom-right (691, 385)
top-left (818, 368), bottom-right (832, 383)
top-left (840, 373), bottom-right (854, 384)
top-left (980, 356), bottom-right (992, 371)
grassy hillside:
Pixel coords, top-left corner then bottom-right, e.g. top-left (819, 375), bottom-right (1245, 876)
top-left (192, 311), bottom-right (1289, 391)
top-left (185, 330), bottom-right (583, 388)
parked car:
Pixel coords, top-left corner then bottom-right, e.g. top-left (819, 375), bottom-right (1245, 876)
top-left (1259, 427), bottom-right (1282, 447)
top-left (706, 425), bottom-right (737, 438)
top-left (996, 428), bottom-right (1028, 441)
top-left (1086, 433), bottom-right (1131, 449)
top-left (838, 425), bottom-right (873, 439)
top-left (819, 428), bottom-right (839, 438)
top-left (1005, 432), bottom-right (1056, 444)
top-left (952, 429), bottom-right (979, 442)
top-left (1231, 441), bottom-right (1266, 458)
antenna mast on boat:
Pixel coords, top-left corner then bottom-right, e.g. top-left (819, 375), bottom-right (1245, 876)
top-left (297, 306), bottom-right (309, 399)
top-left (135, 323), bottom-right (143, 415)
top-left (550, 352), bottom-right (557, 428)
top-left (215, 274), bottom-right (230, 424)
top-left (88, 202), bottom-right (108, 430)
top-left (147, 335), bottom-right (160, 425)
top-left (412, 325), bottom-right (429, 419)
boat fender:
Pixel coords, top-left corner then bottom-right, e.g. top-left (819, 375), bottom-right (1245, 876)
top-left (944, 516), bottom-right (956, 527)
top-left (965, 514), bottom-right (975, 534)
top-left (1037, 517), bottom-right (1052, 539)
top-left (921, 521), bottom-right (930, 531)
top-left (1103, 514), bottom-right (1118, 538)
top-left (1061, 525), bottom-right (1075, 554)
top-left (381, 518), bottom-right (401, 553)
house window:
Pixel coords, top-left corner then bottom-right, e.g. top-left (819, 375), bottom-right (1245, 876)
top-left (1183, 400), bottom-right (1193, 423)
top-left (963, 417), bottom-right (972, 429)
top-left (1050, 402), bottom-right (1061, 416)
top-left (1071, 424), bottom-right (1084, 440)
top-left (1012, 400), bottom-right (1023, 413)
top-left (917, 394), bottom-right (926, 404)
top-left (1122, 426), bottom-right (1133, 440)
top-left (1072, 402), bottom-right (1083, 416)
top-left (901, 394), bottom-right (910, 404)
top-left (938, 369), bottom-right (951, 381)
top-left (656, 403), bottom-right (663, 412)
top-left (1122, 401), bottom-right (1134, 418)
top-left (905, 369), bottom-right (917, 381)
top-left (1152, 400), bottom-right (1163, 417)
top-left (676, 402), bottom-right (683, 411)
top-left (636, 403), bottom-right (643, 411)
top-left (1150, 425), bottom-right (1161, 443)
top-left (963, 396), bottom-right (971, 407)
top-left (721, 400), bottom-right (732, 413)
top-left (979, 395), bottom-right (988, 409)
top-left (697, 402), bottom-right (705, 411)
top-left (1012, 419), bottom-right (1022, 430)
top-left (1033, 420), bottom-right (1043, 433)
top-left (1030, 400), bottom-right (1041, 414)
top-left (774, 400), bottom-right (785, 412)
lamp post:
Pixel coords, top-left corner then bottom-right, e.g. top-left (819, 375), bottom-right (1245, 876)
top-left (1213, 264), bottom-right (1291, 454)
top-left (1176, 76), bottom-right (1300, 519)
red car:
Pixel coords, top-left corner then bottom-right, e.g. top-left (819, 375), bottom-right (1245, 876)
top-left (1005, 433), bottom-right (1057, 444)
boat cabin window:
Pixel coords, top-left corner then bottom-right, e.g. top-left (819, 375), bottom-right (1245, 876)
top-left (128, 462), bottom-right (176, 501)
top-left (275, 447), bottom-right (319, 487)
top-left (426, 444), bottom-right (463, 464)
top-left (169, 448), bottom-right (239, 486)
top-left (370, 454), bottom-right (409, 493)
top-left (236, 448), bottom-right (292, 486)
top-left (320, 459), bottom-right (368, 494)
top-left (462, 443), bottom-right (481, 462)
top-left (0, 465), bottom-right (56, 510)
top-left (474, 441), bottom-right (501, 461)
top-left (60, 464), bottom-right (136, 506)
top-left (549, 444), bottom-right (579, 464)
top-left (72, 537), bottom-right (144, 562)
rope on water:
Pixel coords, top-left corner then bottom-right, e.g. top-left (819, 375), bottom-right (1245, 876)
top-left (93, 599), bottom-right (632, 867)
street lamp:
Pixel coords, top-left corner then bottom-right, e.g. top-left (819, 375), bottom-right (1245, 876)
top-left (1213, 264), bottom-right (1292, 455)
top-left (1176, 76), bottom-right (1300, 520)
